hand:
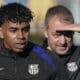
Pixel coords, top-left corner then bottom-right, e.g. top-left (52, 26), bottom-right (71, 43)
top-left (55, 24), bottom-right (80, 32)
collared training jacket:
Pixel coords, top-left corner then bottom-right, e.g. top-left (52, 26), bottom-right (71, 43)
top-left (0, 41), bottom-right (68, 80)
top-left (59, 45), bottom-right (80, 80)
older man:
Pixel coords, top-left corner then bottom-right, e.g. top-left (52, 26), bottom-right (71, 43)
top-left (44, 5), bottom-right (80, 80)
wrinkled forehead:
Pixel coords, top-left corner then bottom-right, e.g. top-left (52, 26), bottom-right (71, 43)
top-left (47, 15), bottom-right (72, 30)
top-left (49, 14), bottom-right (71, 24)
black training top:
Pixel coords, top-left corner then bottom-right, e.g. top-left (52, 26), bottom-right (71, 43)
top-left (0, 41), bottom-right (68, 80)
top-left (59, 45), bottom-right (80, 80)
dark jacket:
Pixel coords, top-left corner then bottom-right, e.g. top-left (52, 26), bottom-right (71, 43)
top-left (0, 41), bottom-right (68, 80)
top-left (42, 38), bottom-right (80, 80)
top-left (58, 45), bottom-right (80, 80)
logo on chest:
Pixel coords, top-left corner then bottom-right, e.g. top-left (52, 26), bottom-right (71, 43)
top-left (67, 62), bottom-right (78, 72)
top-left (28, 64), bottom-right (39, 75)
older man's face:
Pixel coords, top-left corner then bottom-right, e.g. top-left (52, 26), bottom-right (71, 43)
top-left (45, 15), bottom-right (73, 55)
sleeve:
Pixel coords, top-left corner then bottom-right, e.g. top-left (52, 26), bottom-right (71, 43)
top-left (46, 50), bottom-right (69, 80)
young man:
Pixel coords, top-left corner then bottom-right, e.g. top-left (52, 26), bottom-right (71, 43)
top-left (0, 3), bottom-right (68, 80)
top-left (44, 5), bottom-right (80, 80)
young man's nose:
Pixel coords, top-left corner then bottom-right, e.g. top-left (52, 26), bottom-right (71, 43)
top-left (18, 31), bottom-right (24, 39)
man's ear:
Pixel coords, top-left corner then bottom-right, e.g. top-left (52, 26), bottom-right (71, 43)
top-left (44, 30), bottom-right (48, 38)
top-left (0, 27), bottom-right (4, 39)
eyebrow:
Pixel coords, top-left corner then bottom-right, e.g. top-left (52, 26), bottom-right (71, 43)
top-left (8, 24), bottom-right (30, 29)
top-left (8, 27), bottom-right (18, 30)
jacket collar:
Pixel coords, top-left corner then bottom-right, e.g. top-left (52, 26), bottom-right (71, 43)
top-left (0, 41), bottom-right (32, 58)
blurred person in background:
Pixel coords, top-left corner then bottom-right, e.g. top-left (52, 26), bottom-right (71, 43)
top-left (43, 5), bottom-right (80, 80)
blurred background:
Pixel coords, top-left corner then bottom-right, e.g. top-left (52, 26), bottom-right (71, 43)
top-left (0, 0), bottom-right (80, 45)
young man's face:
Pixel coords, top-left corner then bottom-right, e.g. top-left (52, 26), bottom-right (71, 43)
top-left (0, 21), bottom-right (30, 53)
top-left (45, 15), bottom-right (73, 55)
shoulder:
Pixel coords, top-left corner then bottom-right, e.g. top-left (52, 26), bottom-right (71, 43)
top-left (70, 45), bottom-right (80, 57)
top-left (27, 41), bottom-right (49, 55)
top-left (28, 41), bottom-right (61, 64)
top-left (27, 41), bottom-right (58, 71)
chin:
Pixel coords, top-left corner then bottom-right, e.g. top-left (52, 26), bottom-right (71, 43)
top-left (13, 49), bottom-right (24, 53)
top-left (56, 50), bottom-right (68, 55)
